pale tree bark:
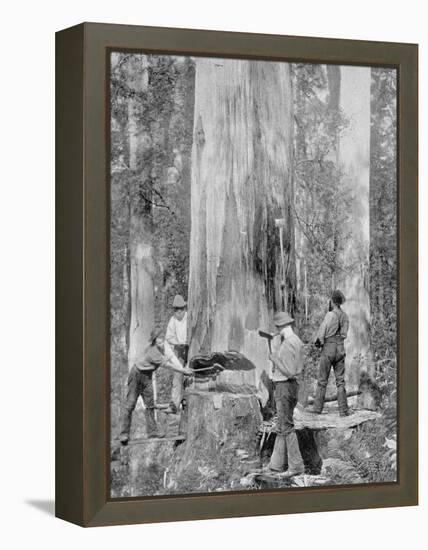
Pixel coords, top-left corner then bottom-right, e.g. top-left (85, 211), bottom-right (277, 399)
top-left (188, 59), bottom-right (295, 399)
top-left (326, 64), bottom-right (341, 289)
top-left (326, 65), bottom-right (341, 164)
top-left (369, 68), bottom-right (397, 364)
top-left (125, 57), bottom-right (155, 367)
top-left (337, 66), bottom-right (371, 386)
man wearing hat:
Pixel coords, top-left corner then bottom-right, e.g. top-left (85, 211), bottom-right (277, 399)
top-left (311, 289), bottom-right (351, 416)
top-left (165, 294), bottom-right (189, 411)
top-left (119, 327), bottom-right (193, 445)
top-left (268, 311), bottom-right (305, 477)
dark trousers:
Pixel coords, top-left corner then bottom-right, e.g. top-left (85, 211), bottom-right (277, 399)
top-left (313, 340), bottom-right (349, 414)
top-left (174, 344), bottom-right (189, 364)
top-left (171, 344), bottom-right (189, 409)
top-left (274, 379), bottom-right (299, 436)
top-left (120, 366), bottom-right (156, 439)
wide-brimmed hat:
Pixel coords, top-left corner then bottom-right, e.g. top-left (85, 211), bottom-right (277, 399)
top-left (331, 290), bottom-right (346, 305)
top-left (149, 327), bottom-right (163, 343)
top-left (172, 294), bottom-right (186, 308)
top-left (273, 311), bottom-right (294, 327)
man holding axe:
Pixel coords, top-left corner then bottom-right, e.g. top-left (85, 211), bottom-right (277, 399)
top-left (259, 312), bottom-right (305, 477)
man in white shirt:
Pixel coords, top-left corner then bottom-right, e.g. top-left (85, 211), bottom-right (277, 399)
top-left (165, 295), bottom-right (189, 411)
top-left (267, 311), bottom-right (305, 477)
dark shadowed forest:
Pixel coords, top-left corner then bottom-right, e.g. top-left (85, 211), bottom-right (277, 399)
top-left (109, 54), bottom-right (397, 497)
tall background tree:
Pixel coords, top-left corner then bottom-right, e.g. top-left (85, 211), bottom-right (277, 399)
top-left (110, 53), bottom-right (195, 437)
top-left (369, 68), bottom-right (397, 385)
top-left (293, 63), bottom-right (351, 333)
top-left (292, 64), bottom-right (371, 390)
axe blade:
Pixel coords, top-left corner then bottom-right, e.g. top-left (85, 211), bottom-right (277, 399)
top-left (258, 329), bottom-right (273, 340)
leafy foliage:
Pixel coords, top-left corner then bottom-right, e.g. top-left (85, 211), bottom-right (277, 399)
top-left (369, 68), bottom-right (397, 362)
top-left (110, 54), bottom-right (195, 433)
top-left (292, 64), bottom-right (355, 341)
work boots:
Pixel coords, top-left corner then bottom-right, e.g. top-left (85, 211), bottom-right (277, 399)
top-left (281, 432), bottom-right (305, 478)
top-left (337, 386), bottom-right (350, 416)
top-left (311, 384), bottom-right (327, 414)
top-left (268, 432), bottom-right (305, 477)
top-left (268, 434), bottom-right (287, 471)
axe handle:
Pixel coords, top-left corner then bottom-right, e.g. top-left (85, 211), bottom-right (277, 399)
top-left (258, 331), bottom-right (273, 354)
top-left (192, 364), bottom-right (225, 373)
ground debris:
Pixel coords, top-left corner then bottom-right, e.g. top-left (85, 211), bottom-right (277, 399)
top-left (239, 468), bottom-right (332, 489)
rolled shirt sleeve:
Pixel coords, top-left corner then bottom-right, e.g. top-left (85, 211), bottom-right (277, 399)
top-left (270, 333), bottom-right (304, 381)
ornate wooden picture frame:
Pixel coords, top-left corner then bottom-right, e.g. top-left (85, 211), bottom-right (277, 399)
top-left (56, 22), bottom-right (418, 527)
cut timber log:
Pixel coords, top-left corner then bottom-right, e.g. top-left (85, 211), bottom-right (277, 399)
top-left (294, 406), bottom-right (381, 430)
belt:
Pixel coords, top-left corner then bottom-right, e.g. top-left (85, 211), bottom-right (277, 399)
top-left (273, 378), bottom-right (297, 384)
top-left (324, 336), bottom-right (343, 344)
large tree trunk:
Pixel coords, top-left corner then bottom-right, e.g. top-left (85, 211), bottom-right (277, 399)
top-left (188, 59), bottom-right (295, 399)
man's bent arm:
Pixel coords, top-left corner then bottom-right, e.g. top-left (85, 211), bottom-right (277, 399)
top-left (316, 311), bottom-right (334, 344)
top-left (160, 351), bottom-right (191, 375)
top-left (270, 353), bottom-right (294, 379)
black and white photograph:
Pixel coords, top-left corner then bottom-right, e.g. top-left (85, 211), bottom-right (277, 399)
top-left (109, 52), bottom-right (397, 498)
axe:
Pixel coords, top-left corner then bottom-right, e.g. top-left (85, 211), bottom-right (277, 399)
top-left (258, 329), bottom-right (275, 353)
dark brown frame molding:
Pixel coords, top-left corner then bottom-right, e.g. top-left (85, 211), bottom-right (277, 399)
top-left (56, 22), bottom-right (418, 527)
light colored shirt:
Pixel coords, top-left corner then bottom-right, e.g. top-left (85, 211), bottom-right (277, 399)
top-left (270, 326), bottom-right (304, 382)
top-left (135, 344), bottom-right (168, 372)
top-left (135, 344), bottom-right (184, 372)
top-left (316, 308), bottom-right (349, 344)
top-left (165, 312), bottom-right (188, 346)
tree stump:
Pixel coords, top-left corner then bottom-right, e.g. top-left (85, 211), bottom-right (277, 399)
top-left (110, 438), bottom-right (184, 498)
top-left (166, 389), bottom-right (262, 493)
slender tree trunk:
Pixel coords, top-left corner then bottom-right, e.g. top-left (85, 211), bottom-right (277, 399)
top-left (326, 65), bottom-right (342, 288)
top-left (188, 59), bottom-right (295, 399)
top-left (304, 260), bottom-right (308, 322)
top-left (369, 68), bottom-right (397, 362)
top-left (326, 65), bottom-right (341, 164)
top-left (125, 57), bottom-right (155, 367)
top-left (337, 66), bottom-right (371, 387)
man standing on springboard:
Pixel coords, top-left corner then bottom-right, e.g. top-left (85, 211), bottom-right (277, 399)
top-left (311, 290), bottom-right (352, 417)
